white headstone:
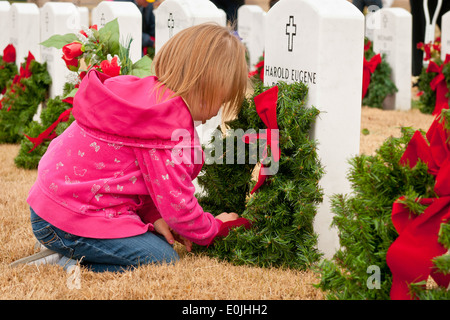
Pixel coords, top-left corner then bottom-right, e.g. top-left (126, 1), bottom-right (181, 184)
top-left (264, 0), bottom-right (364, 258)
top-left (0, 1), bottom-right (10, 52)
top-left (238, 5), bottom-right (266, 68)
top-left (441, 11), bottom-right (450, 60)
top-left (372, 8), bottom-right (412, 110)
top-left (92, 1), bottom-right (142, 63)
top-left (365, 5), bottom-right (382, 41)
top-left (78, 7), bottom-right (90, 29)
top-left (154, 0), bottom-right (226, 54)
top-left (40, 2), bottom-right (81, 98)
top-left (9, 3), bottom-right (41, 68)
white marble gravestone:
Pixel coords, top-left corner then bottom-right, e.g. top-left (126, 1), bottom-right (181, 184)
top-left (372, 8), bottom-right (412, 111)
top-left (9, 3), bottom-right (41, 67)
top-left (78, 7), bottom-right (90, 29)
top-left (154, 0), bottom-right (226, 54)
top-left (92, 1), bottom-right (142, 63)
top-left (365, 5), bottom-right (382, 41)
top-left (0, 1), bottom-right (10, 52)
top-left (238, 5), bottom-right (266, 68)
top-left (40, 2), bottom-right (81, 98)
top-left (264, 0), bottom-right (364, 258)
top-left (441, 11), bottom-right (450, 60)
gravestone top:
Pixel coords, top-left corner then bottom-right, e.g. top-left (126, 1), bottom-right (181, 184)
top-left (92, 1), bottom-right (142, 63)
top-left (154, 0), bottom-right (226, 53)
top-left (40, 2), bottom-right (81, 98)
top-left (0, 1), bottom-right (10, 52)
top-left (441, 11), bottom-right (450, 60)
top-left (372, 7), bottom-right (411, 110)
top-left (237, 5), bottom-right (266, 68)
top-left (9, 2), bottom-right (41, 67)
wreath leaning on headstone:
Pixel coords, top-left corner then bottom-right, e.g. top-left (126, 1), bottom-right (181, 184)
top-left (416, 37), bottom-right (450, 115)
top-left (0, 51), bottom-right (51, 143)
top-left (0, 44), bottom-right (18, 95)
top-left (362, 38), bottom-right (398, 109)
top-left (193, 81), bottom-right (324, 269)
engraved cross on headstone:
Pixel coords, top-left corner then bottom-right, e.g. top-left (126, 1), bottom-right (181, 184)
top-left (382, 14), bottom-right (388, 29)
top-left (285, 15), bottom-right (297, 52)
top-left (100, 13), bottom-right (106, 26)
top-left (168, 13), bottom-right (174, 38)
top-left (45, 11), bottom-right (49, 32)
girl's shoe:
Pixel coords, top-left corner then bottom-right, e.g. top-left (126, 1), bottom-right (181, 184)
top-left (9, 248), bottom-right (62, 268)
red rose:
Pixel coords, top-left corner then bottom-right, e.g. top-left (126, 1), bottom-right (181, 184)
top-left (3, 44), bottom-right (16, 64)
top-left (62, 42), bottom-right (83, 60)
top-left (90, 25), bottom-right (98, 30)
top-left (62, 54), bottom-right (79, 71)
top-left (100, 56), bottom-right (121, 77)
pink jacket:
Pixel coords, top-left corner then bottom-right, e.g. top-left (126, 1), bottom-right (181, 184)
top-left (27, 70), bottom-right (222, 246)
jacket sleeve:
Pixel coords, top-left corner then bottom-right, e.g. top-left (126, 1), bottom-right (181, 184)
top-left (134, 147), bottom-right (222, 246)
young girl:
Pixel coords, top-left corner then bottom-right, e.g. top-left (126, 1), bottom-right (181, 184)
top-left (12, 23), bottom-right (248, 272)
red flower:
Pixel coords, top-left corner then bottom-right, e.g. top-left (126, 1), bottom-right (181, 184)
top-left (62, 54), bottom-right (79, 71)
top-left (79, 71), bottom-right (87, 80)
top-left (3, 44), bottom-right (16, 64)
top-left (90, 25), bottom-right (98, 30)
top-left (100, 56), bottom-right (121, 77)
top-left (62, 42), bottom-right (83, 60)
top-left (417, 42), bottom-right (424, 49)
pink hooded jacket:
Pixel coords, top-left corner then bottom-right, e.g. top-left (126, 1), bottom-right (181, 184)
top-left (27, 70), bottom-right (222, 246)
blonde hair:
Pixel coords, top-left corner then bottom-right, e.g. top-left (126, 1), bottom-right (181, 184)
top-left (152, 23), bottom-right (248, 121)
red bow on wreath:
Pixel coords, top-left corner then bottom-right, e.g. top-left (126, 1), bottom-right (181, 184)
top-left (362, 53), bottom-right (382, 99)
top-left (2, 44), bottom-right (16, 64)
top-left (427, 54), bottom-right (450, 116)
top-left (25, 98), bottom-right (73, 152)
top-left (4, 51), bottom-right (35, 111)
top-left (242, 86), bottom-right (280, 194)
top-left (386, 118), bottom-right (450, 300)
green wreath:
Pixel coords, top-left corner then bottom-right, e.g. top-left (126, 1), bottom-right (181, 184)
top-left (0, 53), bottom-right (51, 143)
top-left (0, 45), bottom-right (18, 94)
top-left (194, 81), bottom-right (323, 269)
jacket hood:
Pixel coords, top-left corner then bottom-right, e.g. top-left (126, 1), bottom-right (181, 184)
top-left (72, 69), bottom-right (195, 144)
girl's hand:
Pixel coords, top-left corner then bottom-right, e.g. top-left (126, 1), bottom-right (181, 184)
top-left (153, 218), bottom-right (192, 252)
top-left (215, 212), bottom-right (239, 223)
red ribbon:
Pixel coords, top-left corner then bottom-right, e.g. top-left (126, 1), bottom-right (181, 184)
top-left (248, 59), bottom-right (265, 82)
top-left (25, 99), bottom-right (73, 152)
top-left (2, 44), bottom-right (16, 64)
top-left (362, 53), bottom-right (382, 99)
top-left (387, 118), bottom-right (450, 299)
top-left (242, 86), bottom-right (280, 194)
top-left (427, 54), bottom-right (450, 116)
top-left (5, 51), bottom-right (35, 111)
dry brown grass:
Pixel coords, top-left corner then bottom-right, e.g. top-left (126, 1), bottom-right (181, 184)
top-left (0, 105), bottom-right (434, 300)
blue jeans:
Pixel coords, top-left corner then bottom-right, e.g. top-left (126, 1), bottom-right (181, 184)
top-left (30, 207), bottom-right (179, 272)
